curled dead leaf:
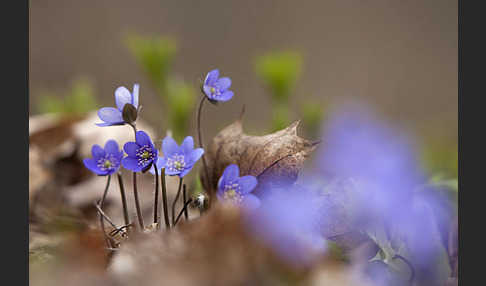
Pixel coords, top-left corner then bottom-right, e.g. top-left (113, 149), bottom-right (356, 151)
top-left (202, 115), bottom-right (318, 195)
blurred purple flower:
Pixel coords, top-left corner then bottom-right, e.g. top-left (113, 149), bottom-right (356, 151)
top-left (122, 130), bottom-right (158, 172)
top-left (244, 185), bottom-right (326, 267)
top-left (151, 136), bottom-right (204, 178)
top-left (316, 103), bottom-right (453, 281)
top-left (96, 84), bottom-right (139, 126)
top-left (216, 164), bottom-right (260, 209)
top-left (83, 140), bottom-right (124, 176)
top-left (203, 69), bottom-right (234, 102)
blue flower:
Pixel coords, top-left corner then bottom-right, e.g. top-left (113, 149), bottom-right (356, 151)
top-left (202, 69), bottom-right (234, 102)
top-left (83, 140), bottom-right (124, 176)
top-left (122, 130), bottom-right (158, 172)
top-left (153, 136), bottom-right (204, 178)
top-left (244, 187), bottom-right (326, 267)
top-left (216, 164), bottom-right (260, 209)
top-left (96, 84), bottom-right (139, 126)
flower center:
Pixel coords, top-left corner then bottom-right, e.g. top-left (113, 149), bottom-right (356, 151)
top-left (210, 87), bottom-right (216, 93)
top-left (103, 160), bottom-right (112, 168)
top-left (166, 154), bottom-right (186, 172)
top-left (136, 145), bottom-right (155, 166)
top-left (141, 151), bottom-right (150, 159)
top-left (223, 182), bottom-right (243, 204)
top-left (97, 155), bottom-right (118, 172)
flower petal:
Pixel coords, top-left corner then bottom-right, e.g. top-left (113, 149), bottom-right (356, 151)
top-left (136, 130), bottom-right (153, 147)
top-left (241, 194), bottom-right (261, 210)
top-left (215, 77), bottom-right (231, 91)
top-left (204, 69), bottom-right (219, 86)
top-left (148, 157), bottom-right (166, 175)
top-left (91, 144), bottom-right (105, 159)
top-left (98, 107), bottom-right (123, 124)
top-left (83, 158), bottom-right (101, 175)
top-left (181, 136), bottom-right (194, 154)
top-left (203, 85), bottom-right (213, 98)
top-left (237, 175), bottom-right (258, 194)
top-left (123, 142), bottom-right (139, 157)
top-left (220, 164), bottom-right (240, 187)
top-left (132, 83), bottom-right (139, 108)
top-left (115, 86), bottom-right (132, 111)
top-left (104, 140), bottom-right (120, 156)
top-left (186, 148), bottom-right (204, 165)
top-left (165, 168), bottom-right (181, 176)
top-left (216, 90), bottom-right (234, 102)
top-left (162, 136), bottom-right (179, 157)
top-left (179, 166), bottom-right (193, 178)
top-left (122, 157), bottom-right (143, 172)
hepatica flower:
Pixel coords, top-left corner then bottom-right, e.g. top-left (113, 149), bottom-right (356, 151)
top-left (217, 164), bottom-right (260, 209)
top-left (122, 130), bottom-right (158, 172)
top-left (83, 140), bottom-right (124, 176)
top-left (202, 69), bottom-right (234, 102)
top-left (97, 84), bottom-right (139, 126)
top-left (154, 136), bottom-right (204, 178)
top-left (244, 186), bottom-right (326, 267)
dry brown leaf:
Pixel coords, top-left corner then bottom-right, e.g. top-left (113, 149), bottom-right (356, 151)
top-left (202, 116), bottom-right (318, 195)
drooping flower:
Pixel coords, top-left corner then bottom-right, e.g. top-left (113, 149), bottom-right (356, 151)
top-left (122, 130), bottom-right (158, 172)
top-left (202, 69), bottom-right (234, 102)
top-left (96, 84), bottom-right (139, 126)
top-left (83, 140), bottom-right (124, 176)
top-left (216, 164), bottom-right (260, 209)
top-left (153, 136), bottom-right (204, 178)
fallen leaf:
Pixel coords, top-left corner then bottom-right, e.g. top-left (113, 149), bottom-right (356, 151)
top-left (202, 116), bottom-right (318, 195)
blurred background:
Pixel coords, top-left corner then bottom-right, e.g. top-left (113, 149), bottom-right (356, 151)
top-left (30, 0), bottom-right (457, 177)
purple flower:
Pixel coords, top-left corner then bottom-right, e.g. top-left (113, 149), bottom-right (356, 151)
top-left (153, 136), bottom-right (204, 178)
top-left (83, 140), bottom-right (124, 176)
top-left (244, 186), bottom-right (326, 267)
top-left (202, 69), bottom-right (234, 102)
top-left (96, 84), bottom-right (139, 126)
top-left (216, 164), bottom-right (260, 209)
top-left (122, 130), bottom-right (158, 172)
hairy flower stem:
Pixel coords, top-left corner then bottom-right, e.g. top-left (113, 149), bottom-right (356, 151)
top-left (160, 168), bottom-right (171, 229)
top-left (98, 175), bottom-right (112, 248)
top-left (183, 184), bottom-right (188, 220)
top-left (171, 177), bottom-right (184, 225)
top-left (174, 198), bottom-right (193, 226)
top-left (196, 95), bottom-right (212, 199)
top-left (132, 172), bottom-right (144, 230)
top-left (116, 173), bottom-right (130, 227)
top-left (128, 122), bottom-right (145, 230)
top-left (153, 163), bottom-right (160, 228)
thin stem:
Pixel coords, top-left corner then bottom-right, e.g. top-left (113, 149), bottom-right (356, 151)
top-left (171, 177), bottom-right (184, 225)
top-left (196, 95), bottom-right (212, 198)
top-left (160, 168), bottom-right (170, 229)
top-left (117, 173), bottom-right (130, 227)
top-left (95, 202), bottom-right (129, 238)
top-left (153, 163), bottom-right (160, 227)
top-left (132, 172), bottom-right (144, 230)
top-left (183, 184), bottom-right (188, 220)
top-left (174, 198), bottom-right (193, 226)
top-left (98, 175), bottom-right (112, 248)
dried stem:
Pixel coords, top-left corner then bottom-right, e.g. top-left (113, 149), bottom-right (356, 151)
top-left (174, 198), bottom-right (193, 226)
